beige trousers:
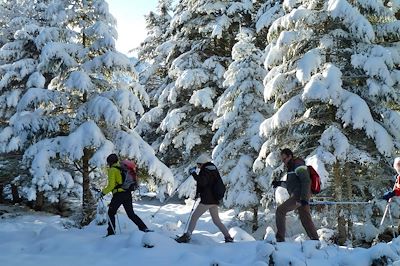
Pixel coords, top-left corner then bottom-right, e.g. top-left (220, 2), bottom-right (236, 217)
top-left (187, 203), bottom-right (230, 238)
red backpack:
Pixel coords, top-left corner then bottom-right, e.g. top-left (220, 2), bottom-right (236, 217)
top-left (114, 160), bottom-right (138, 191)
top-left (307, 165), bottom-right (321, 194)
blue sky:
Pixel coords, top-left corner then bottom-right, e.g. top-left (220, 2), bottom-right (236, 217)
top-left (107, 0), bottom-right (159, 55)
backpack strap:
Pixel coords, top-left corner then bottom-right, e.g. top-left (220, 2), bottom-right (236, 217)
top-left (111, 166), bottom-right (123, 191)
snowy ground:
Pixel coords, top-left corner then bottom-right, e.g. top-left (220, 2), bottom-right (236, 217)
top-left (2, 196), bottom-right (400, 266)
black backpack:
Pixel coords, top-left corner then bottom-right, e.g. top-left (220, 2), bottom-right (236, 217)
top-left (213, 174), bottom-right (226, 201)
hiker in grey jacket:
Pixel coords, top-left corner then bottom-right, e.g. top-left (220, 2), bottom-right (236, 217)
top-left (272, 148), bottom-right (319, 242)
top-left (175, 153), bottom-right (233, 243)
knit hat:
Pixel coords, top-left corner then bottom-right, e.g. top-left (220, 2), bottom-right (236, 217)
top-left (106, 153), bottom-right (118, 166)
top-left (196, 154), bottom-right (211, 164)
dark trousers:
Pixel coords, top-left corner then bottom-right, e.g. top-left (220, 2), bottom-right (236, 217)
top-left (107, 191), bottom-right (147, 234)
top-left (275, 195), bottom-right (318, 241)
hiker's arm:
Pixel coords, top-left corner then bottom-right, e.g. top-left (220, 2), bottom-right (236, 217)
top-left (295, 165), bottom-right (311, 201)
top-left (193, 170), bottom-right (208, 186)
top-left (102, 168), bottom-right (118, 194)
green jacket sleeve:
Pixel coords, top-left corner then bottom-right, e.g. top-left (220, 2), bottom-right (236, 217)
top-left (102, 166), bottom-right (122, 195)
top-left (295, 165), bottom-right (311, 201)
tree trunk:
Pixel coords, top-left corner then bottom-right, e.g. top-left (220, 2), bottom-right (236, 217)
top-left (11, 184), bottom-right (21, 203)
top-left (252, 206), bottom-right (258, 232)
top-left (252, 184), bottom-right (263, 232)
top-left (81, 147), bottom-right (95, 226)
top-left (35, 190), bottom-right (44, 211)
top-left (344, 163), bottom-right (353, 242)
top-left (334, 162), bottom-right (347, 245)
top-left (337, 214), bottom-right (347, 244)
top-left (0, 184), bottom-right (4, 203)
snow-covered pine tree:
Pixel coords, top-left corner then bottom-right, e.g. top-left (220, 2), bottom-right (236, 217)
top-left (253, 0), bottom-right (285, 50)
top-left (254, 0), bottom-right (400, 244)
top-left (0, 0), bottom-right (55, 122)
top-left (138, 0), bottom-right (254, 197)
top-left (135, 0), bottom-right (174, 149)
top-left (0, 0), bottom-right (26, 49)
top-left (212, 28), bottom-right (268, 230)
top-left (0, 0), bottom-right (68, 207)
top-left (136, 0), bottom-right (172, 101)
top-left (0, 0), bottom-right (174, 224)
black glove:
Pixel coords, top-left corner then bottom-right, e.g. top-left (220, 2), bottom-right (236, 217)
top-left (383, 191), bottom-right (395, 201)
top-left (189, 167), bottom-right (197, 175)
top-left (271, 180), bottom-right (282, 188)
top-left (299, 200), bottom-right (309, 206)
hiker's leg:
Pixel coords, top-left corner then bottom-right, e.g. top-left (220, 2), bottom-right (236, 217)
top-left (275, 196), bottom-right (298, 241)
top-left (298, 204), bottom-right (319, 240)
top-left (187, 203), bottom-right (209, 234)
top-left (122, 192), bottom-right (148, 231)
top-left (107, 193), bottom-right (123, 234)
top-left (208, 205), bottom-right (230, 237)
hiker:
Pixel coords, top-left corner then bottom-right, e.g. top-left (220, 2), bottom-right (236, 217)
top-left (175, 154), bottom-right (233, 243)
top-left (271, 148), bottom-right (319, 242)
top-left (382, 157), bottom-right (400, 201)
top-left (99, 153), bottom-right (151, 236)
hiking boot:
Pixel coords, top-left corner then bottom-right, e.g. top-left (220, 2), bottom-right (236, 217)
top-left (139, 227), bottom-right (153, 233)
top-left (105, 231), bottom-right (115, 237)
top-left (175, 233), bottom-right (191, 243)
top-left (225, 236), bottom-right (234, 243)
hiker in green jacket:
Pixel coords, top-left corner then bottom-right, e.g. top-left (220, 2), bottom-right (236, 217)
top-left (101, 153), bottom-right (151, 236)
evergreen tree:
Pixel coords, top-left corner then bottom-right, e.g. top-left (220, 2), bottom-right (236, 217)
top-left (254, 0), bottom-right (400, 244)
top-left (253, 0), bottom-right (284, 49)
top-left (0, 0), bottom-right (174, 223)
top-left (212, 28), bottom-right (269, 230)
top-left (138, 0), bottom-right (254, 196)
top-left (135, 0), bottom-right (174, 147)
top-left (136, 0), bottom-right (172, 101)
top-left (0, 1), bottom-right (28, 49)
top-left (0, 0), bottom-right (68, 208)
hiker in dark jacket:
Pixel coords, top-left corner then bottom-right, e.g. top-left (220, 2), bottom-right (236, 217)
top-left (101, 153), bottom-right (151, 237)
top-left (272, 148), bottom-right (319, 242)
top-left (176, 154), bottom-right (233, 243)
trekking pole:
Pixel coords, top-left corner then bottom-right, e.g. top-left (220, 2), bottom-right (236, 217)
top-left (91, 186), bottom-right (117, 235)
top-left (309, 200), bottom-right (372, 206)
top-left (151, 177), bottom-right (189, 219)
top-left (271, 186), bottom-right (277, 209)
top-left (116, 213), bottom-right (122, 234)
top-left (183, 198), bottom-right (198, 234)
top-left (373, 199), bottom-right (392, 244)
top-left (387, 202), bottom-right (396, 239)
top-left (99, 196), bottom-right (116, 235)
top-left (372, 183), bottom-right (397, 244)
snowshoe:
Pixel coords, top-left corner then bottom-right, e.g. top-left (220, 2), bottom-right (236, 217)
top-left (175, 233), bottom-right (191, 243)
top-left (103, 231), bottom-right (115, 238)
top-left (225, 236), bottom-right (234, 243)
